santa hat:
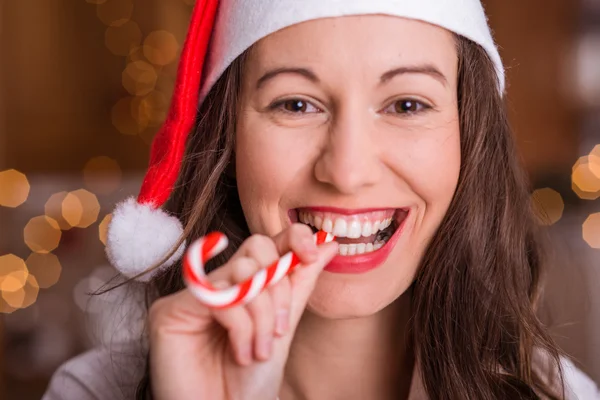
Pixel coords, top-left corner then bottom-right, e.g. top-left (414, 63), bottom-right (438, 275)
top-left (106, 0), bottom-right (505, 281)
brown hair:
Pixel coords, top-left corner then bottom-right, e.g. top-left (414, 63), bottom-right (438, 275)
top-left (134, 36), bottom-right (566, 399)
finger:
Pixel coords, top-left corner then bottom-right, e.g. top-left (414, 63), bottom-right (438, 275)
top-left (212, 306), bottom-right (255, 366)
top-left (225, 258), bottom-right (276, 361)
top-left (272, 223), bottom-right (318, 265)
top-left (288, 241), bottom-right (338, 327)
top-left (244, 290), bottom-right (275, 361)
top-left (229, 234), bottom-right (280, 265)
top-left (207, 254), bottom-right (261, 286)
top-left (268, 276), bottom-right (292, 336)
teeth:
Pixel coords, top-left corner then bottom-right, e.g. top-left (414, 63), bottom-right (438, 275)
top-left (372, 220), bottom-right (381, 233)
top-left (302, 215), bottom-right (394, 238)
top-left (361, 221), bottom-right (372, 237)
top-left (332, 219), bottom-right (347, 237)
top-left (313, 215), bottom-right (323, 230)
top-left (338, 240), bottom-right (385, 255)
top-left (322, 218), bottom-right (333, 233)
top-left (347, 220), bottom-right (362, 239)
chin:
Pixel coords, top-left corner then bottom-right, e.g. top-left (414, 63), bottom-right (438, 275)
top-left (304, 263), bottom-right (417, 319)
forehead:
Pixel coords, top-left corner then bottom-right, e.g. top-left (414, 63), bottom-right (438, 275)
top-left (248, 15), bottom-right (458, 77)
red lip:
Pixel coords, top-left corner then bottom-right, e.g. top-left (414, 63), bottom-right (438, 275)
top-left (323, 211), bottom-right (409, 274)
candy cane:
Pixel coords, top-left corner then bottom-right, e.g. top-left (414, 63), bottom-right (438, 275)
top-left (183, 231), bottom-right (335, 309)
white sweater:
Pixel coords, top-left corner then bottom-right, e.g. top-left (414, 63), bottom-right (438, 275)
top-left (42, 343), bottom-right (600, 400)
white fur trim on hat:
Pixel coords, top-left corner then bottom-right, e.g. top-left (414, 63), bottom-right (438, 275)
top-left (199, 0), bottom-right (504, 102)
top-left (106, 198), bottom-right (186, 282)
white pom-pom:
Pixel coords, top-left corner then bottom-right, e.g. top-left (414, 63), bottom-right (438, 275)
top-left (105, 197), bottom-right (186, 282)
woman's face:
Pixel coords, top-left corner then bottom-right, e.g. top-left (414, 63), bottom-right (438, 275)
top-left (236, 15), bottom-right (460, 318)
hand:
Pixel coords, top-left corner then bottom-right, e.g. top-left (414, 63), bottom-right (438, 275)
top-left (148, 223), bottom-right (338, 400)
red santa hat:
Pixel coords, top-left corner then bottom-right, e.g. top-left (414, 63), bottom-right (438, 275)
top-left (106, 0), bottom-right (505, 281)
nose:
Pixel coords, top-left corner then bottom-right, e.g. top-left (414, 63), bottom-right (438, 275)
top-left (313, 106), bottom-right (382, 195)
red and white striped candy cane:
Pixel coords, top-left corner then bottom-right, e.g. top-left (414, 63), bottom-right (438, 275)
top-left (183, 230), bottom-right (335, 309)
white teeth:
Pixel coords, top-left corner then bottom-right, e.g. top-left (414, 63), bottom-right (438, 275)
top-left (322, 218), bottom-right (333, 233)
top-left (347, 244), bottom-right (357, 255)
top-left (348, 220), bottom-right (362, 239)
top-left (332, 218), bottom-right (347, 236)
top-left (372, 220), bottom-right (381, 233)
top-left (338, 241), bottom-right (384, 255)
top-left (339, 244), bottom-right (348, 256)
top-left (313, 215), bottom-right (323, 230)
top-left (361, 221), bottom-right (372, 237)
top-left (298, 212), bottom-right (397, 238)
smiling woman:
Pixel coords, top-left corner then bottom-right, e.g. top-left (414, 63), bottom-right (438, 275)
top-left (42, 1), bottom-right (600, 400)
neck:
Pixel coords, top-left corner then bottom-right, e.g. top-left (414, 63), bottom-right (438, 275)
top-left (280, 291), bottom-right (414, 400)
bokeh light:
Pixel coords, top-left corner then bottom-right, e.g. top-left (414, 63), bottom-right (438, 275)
top-left (139, 90), bottom-right (169, 127)
top-left (99, 214), bottom-right (112, 245)
top-left (0, 255), bottom-right (39, 311)
top-left (0, 169), bottom-right (30, 207)
top-left (44, 191), bottom-right (73, 230)
top-left (0, 254), bottom-right (29, 292)
top-left (26, 253), bottom-right (62, 289)
top-left (532, 188), bottom-right (564, 225)
top-left (127, 46), bottom-right (147, 63)
top-left (2, 275), bottom-right (39, 310)
top-left (73, 276), bottom-right (105, 313)
top-left (83, 156), bottom-right (122, 195)
top-left (112, 97), bottom-right (148, 135)
top-left (24, 217), bottom-right (62, 254)
top-left (589, 153), bottom-right (600, 179)
top-left (105, 21), bottom-right (142, 56)
top-left (96, 0), bottom-right (134, 27)
top-left (572, 156), bottom-right (600, 200)
top-left (62, 189), bottom-right (100, 229)
top-left (583, 213), bottom-right (600, 249)
top-left (122, 60), bottom-right (158, 96)
top-left (143, 31), bottom-right (180, 66)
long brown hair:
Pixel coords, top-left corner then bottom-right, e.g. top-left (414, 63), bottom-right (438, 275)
top-left (134, 36), bottom-right (565, 399)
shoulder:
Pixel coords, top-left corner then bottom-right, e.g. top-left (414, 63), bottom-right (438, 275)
top-left (533, 348), bottom-right (600, 399)
top-left (560, 355), bottom-right (600, 400)
top-left (42, 344), bottom-right (146, 400)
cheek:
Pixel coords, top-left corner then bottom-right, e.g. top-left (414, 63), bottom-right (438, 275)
top-left (390, 125), bottom-right (461, 211)
top-left (235, 116), bottom-right (312, 233)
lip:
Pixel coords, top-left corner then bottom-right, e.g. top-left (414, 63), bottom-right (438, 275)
top-left (322, 209), bottom-right (409, 274)
top-left (290, 207), bottom-right (410, 274)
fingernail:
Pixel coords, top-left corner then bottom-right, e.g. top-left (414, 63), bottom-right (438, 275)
top-left (275, 309), bottom-right (290, 335)
top-left (257, 336), bottom-right (272, 360)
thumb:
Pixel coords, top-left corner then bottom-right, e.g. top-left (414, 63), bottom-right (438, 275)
top-left (287, 241), bottom-right (338, 326)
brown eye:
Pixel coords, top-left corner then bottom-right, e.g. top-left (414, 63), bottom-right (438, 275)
top-left (284, 99), bottom-right (308, 112)
top-left (272, 98), bottom-right (320, 114)
top-left (395, 100), bottom-right (419, 113)
top-left (384, 99), bottom-right (430, 115)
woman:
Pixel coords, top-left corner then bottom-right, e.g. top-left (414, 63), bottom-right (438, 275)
top-left (44, 0), bottom-right (600, 399)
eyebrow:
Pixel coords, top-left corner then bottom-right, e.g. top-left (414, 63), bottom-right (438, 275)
top-left (380, 64), bottom-right (448, 86)
top-left (255, 63), bottom-right (448, 89)
top-left (256, 67), bottom-right (319, 89)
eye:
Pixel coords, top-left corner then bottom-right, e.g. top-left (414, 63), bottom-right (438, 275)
top-left (271, 98), bottom-right (321, 114)
top-left (383, 99), bottom-right (431, 115)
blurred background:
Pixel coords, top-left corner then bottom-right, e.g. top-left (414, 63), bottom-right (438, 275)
top-left (0, 0), bottom-right (599, 398)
